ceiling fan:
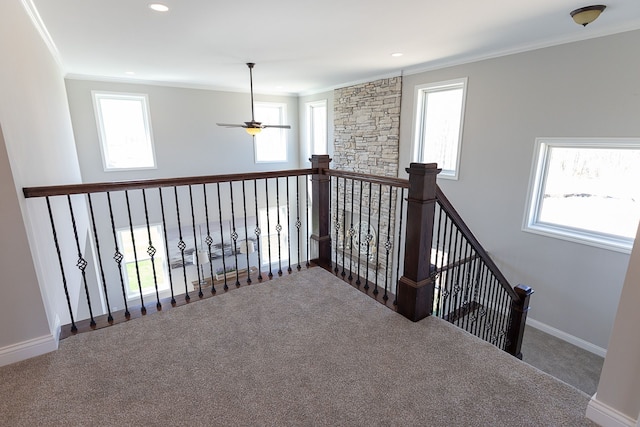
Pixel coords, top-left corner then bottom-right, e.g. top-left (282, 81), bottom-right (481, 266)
top-left (216, 63), bottom-right (291, 136)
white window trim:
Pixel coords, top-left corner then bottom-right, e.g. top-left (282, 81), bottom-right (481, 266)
top-left (412, 78), bottom-right (467, 180)
top-left (306, 99), bottom-right (328, 157)
top-left (254, 102), bottom-right (288, 164)
top-left (92, 91), bottom-right (157, 172)
top-left (522, 137), bottom-right (640, 254)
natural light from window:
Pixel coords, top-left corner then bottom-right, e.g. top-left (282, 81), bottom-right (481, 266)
top-left (524, 138), bottom-right (640, 252)
top-left (117, 224), bottom-right (169, 299)
top-left (254, 102), bottom-right (287, 163)
top-left (93, 92), bottom-right (156, 171)
top-left (306, 100), bottom-right (328, 155)
top-left (414, 78), bottom-right (466, 179)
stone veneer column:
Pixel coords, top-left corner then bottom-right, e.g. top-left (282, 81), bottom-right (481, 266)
top-left (331, 77), bottom-right (402, 289)
top-left (333, 77), bottom-right (401, 175)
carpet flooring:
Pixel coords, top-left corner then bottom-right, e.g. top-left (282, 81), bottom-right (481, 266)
top-left (522, 325), bottom-right (604, 396)
top-left (0, 267), bottom-right (596, 426)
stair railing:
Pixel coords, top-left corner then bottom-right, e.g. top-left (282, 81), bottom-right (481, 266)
top-left (310, 157), bottom-right (533, 358)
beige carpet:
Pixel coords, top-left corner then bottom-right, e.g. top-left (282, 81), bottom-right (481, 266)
top-left (0, 267), bottom-right (595, 426)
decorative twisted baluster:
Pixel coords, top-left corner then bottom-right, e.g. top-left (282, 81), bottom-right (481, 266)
top-left (229, 182), bottom-right (240, 287)
top-left (67, 194), bottom-right (97, 326)
top-left (87, 193), bottom-right (113, 322)
top-left (46, 197), bottom-right (77, 333)
top-left (174, 186), bottom-right (190, 301)
top-left (158, 188), bottom-right (176, 305)
top-left (216, 182), bottom-right (228, 291)
top-left (142, 188), bottom-right (162, 308)
top-left (107, 192), bottom-right (130, 317)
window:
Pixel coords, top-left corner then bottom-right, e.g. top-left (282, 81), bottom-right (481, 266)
top-left (524, 138), bottom-right (640, 252)
top-left (92, 91), bottom-right (156, 171)
top-left (306, 100), bottom-right (328, 155)
top-left (258, 206), bottom-right (289, 266)
top-left (254, 102), bottom-right (288, 163)
top-left (413, 78), bottom-right (467, 179)
top-left (117, 224), bottom-right (169, 299)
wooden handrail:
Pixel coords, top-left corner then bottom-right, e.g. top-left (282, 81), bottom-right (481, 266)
top-left (23, 168), bottom-right (316, 198)
top-left (435, 186), bottom-right (519, 301)
top-left (325, 169), bottom-right (409, 188)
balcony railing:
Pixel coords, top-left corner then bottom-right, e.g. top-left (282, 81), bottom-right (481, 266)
top-left (23, 155), bottom-right (532, 357)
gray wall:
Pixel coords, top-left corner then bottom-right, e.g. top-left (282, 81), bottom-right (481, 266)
top-left (65, 80), bottom-right (301, 183)
top-left (298, 91), bottom-right (334, 166)
top-left (592, 224), bottom-right (640, 421)
top-left (399, 30), bottom-right (640, 351)
top-left (0, 0), bottom-right (84, 360)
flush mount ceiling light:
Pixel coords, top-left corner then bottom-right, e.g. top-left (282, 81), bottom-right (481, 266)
top-left (570, 5), bottom-right (606, 26)
top-left (148, 3), bottom-right (169, 12)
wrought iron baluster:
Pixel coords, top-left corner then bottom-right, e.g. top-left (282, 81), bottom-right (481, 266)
top-left (286, 176), bottom-right (292, 274)
top-left (471, 263), bottom-right (490, 338)
top-left (393, 188), bottom-right (406, 305)
top-left (253, 179), bottom-right (263, 281)
top-left (502, 288), bottom-right (512, 349)
top-left (174, 186), bottom-right (190, 301)
top-left (431, 204), bottom-right (444, 314)
top-left (355, 180), bottom-right (364, 286)
top-left (364, 181), bottom-right (373, 290)
top-left (449, 228), bottom-right (464, 324)
top-left (229, 182), bottom-right (241, 287)
top-left (489, 276), bottom-right (502, 345)
top-left (341, 177), bottom-right (347, 278)
top-left (189, 185), bottom-right (204, 297)
top-left (443, 212), bottom-right (456, 320)
top-left (265, 178), bottom-right (273, 279)
top-left (459, 241), bottom-right (472, 330)
top-left (333, 175), bottom-right (340, 274)
top-left (107, 192), bottom-right (130, 316)
top-left (348, 178), bottom-right (355, 282)
top-left (87, 193), bottom-right (113, 323)
top-left (483, 272), bottom-right (498, 342)
top-left (125, 190), bottom-right (146, 314)
top-left (306, 174), bottom-right (310, 268)
top-left (296, 175), bottom-right (301, 271)
top-left (275, 177), bottom-right (283, 276)
top-left (142, 189), bottom-right (162, 309)
top-left (382, 184), bottom-right (393, 299)
top-left (241, 180), bottom-right (252, 284)
top-left (68, 194), bottom-right (97, 326)
top-left (46, 197), bottom-right (77, 333)
top-left (202, 184), bottom-right (216, 294)
top-left (374, 183), bottom-right (383, 294)
top-left (158, 188), bottom-right (176, 305)
top-left (216, 182), bottom-right (228, 291)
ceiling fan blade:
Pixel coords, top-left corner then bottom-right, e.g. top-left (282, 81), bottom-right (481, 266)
top-left (262, 124), bottom-right (292, 129)
top-left (216, 123), bottom-right (247, 128)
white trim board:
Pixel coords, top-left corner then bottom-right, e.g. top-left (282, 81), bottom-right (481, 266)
top-left (526, 318), bottom-right (607, 358)
top-left (587, 394), bottom-right (637, 427)
top-left (0, 332), bottom-right (58, 367)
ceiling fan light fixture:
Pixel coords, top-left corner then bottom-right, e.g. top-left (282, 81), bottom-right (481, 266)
top-left (246, 127), bottom-right (262, 136)
top-left (570, 5), bottom-right (606, 26)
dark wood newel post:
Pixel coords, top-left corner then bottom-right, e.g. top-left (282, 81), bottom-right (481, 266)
top-left (506, 284), bottom-right (534, 359)
top-left (397, 163), bottom-right (440, 322)
top-left (310, 154), bottom-right (332, 269)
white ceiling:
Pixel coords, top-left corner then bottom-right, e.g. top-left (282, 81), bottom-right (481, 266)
top-left (29, 0), bottom-right (640, 96)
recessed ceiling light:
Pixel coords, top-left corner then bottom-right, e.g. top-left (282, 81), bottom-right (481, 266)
top-left (391, 52), bottom-right (403, 57)
top-left (149, 3), bottom-right (169, 12)
top-left (125, 71), bottom-right (136, 76)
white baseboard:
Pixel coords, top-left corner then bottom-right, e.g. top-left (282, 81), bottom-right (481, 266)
top-left (526, 318), bottom-right (607, 358)
top-left (0, 332), bottom-right (58, 367)
top-left (587, 393), bottom-right (637, 427)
